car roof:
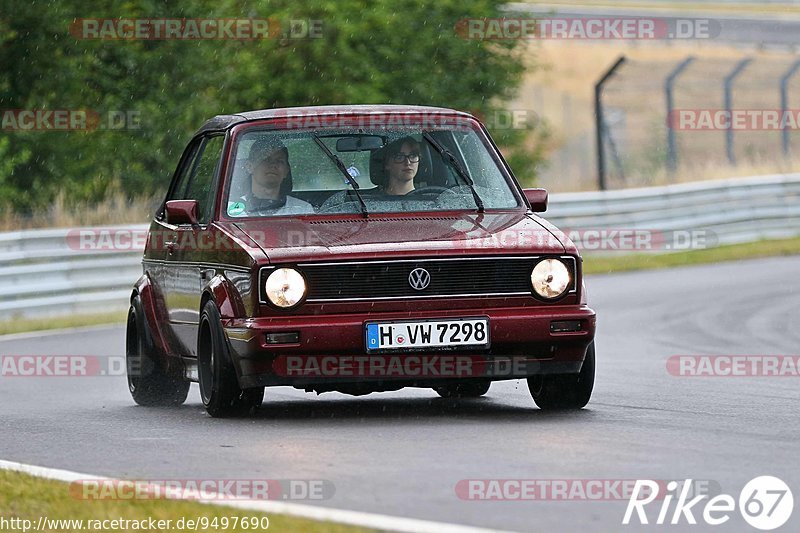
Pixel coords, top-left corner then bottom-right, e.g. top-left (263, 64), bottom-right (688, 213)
top-left (195, 105), bottom-right (477, 135)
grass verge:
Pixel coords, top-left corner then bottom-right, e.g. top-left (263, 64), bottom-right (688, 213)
top-left (0, 470), bottom-right (373, 533)
top-left (0, 311), bottom-right (128, 336)
top-left (583, 236), bottom-right (800, 275)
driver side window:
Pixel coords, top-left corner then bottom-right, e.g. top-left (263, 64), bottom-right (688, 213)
top-left (167, 135), bottom-right (225, 224)
top-left (164, 139), bottom-right (200, 219)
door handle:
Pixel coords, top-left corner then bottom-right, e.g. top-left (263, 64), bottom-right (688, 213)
top-left (165, 240), bottom-right (177, 254)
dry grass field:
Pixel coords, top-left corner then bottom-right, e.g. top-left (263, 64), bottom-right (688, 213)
top-left (0, 188), bottom-right (159, 230)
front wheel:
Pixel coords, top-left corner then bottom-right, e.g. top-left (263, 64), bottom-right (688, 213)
top-left (198, 301), bottom-right (264, 418)
top-left (528, 341), bottom-right (595, 410)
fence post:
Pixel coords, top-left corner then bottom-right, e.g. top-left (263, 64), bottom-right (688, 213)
top-left (595, 56), bottom-right (626, 191)
top-left (724, 58), bottom-right (752, 166)
top-left (665, 56), bottom-right (695, 175)
top-left (780, 60), bottom-right (800, 157)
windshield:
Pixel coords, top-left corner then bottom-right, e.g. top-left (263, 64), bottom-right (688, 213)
top-left (223, 123), bottom-right (520, 218)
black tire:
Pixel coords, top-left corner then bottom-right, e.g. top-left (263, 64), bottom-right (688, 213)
top-left (126, 297), bottom-right (189, 406)
top-left (434, 380), bottom-right (491, 398)
top-left (528, 341), bottom-right (595, 409)
top-left (198, 301), bottom-right (264, 418)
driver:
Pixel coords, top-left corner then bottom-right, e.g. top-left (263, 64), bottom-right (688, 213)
top-left (379, 136), bottom-right (421, 196)
top-left (229, 137), bottom-right (314, 216)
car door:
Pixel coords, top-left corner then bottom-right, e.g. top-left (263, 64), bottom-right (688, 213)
top-left (145, 138), bottom-right (202, 355)
top-left (167, 134), bottom-right (226, 356)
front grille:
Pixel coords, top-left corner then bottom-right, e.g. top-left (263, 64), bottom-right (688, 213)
top-left (261, 256), bottom-right (576, 302)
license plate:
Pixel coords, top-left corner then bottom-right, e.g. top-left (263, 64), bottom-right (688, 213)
top-left (365, 317), bottom-right (490, 352)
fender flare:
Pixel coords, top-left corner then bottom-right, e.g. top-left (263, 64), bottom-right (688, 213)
top-left (199, 275), bottom-right (248, 377)
top-left (131, 273), bottom-right (171, 355)
top-left (201, 274), bottom-right (246, 319)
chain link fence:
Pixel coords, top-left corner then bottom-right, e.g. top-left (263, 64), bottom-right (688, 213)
top-left (535, 54), bottom-right (800, 191)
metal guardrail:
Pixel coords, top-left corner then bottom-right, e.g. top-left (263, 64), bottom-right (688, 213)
top-left (0, 225), bottom-right (148, 320)
top-left (546, 173), bottom-right (800, 245)
top-left (1, 174), bottom-right (798, 320)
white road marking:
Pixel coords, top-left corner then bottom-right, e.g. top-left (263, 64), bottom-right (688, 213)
top-left (0, 459), bottom-right (509, 533)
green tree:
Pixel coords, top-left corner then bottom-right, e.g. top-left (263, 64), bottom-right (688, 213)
top-left (0, 0), bottom-right (544, 212)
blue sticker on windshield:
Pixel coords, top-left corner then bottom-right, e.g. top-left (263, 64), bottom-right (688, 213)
top-left (228, 202), bottom-right (246, 216)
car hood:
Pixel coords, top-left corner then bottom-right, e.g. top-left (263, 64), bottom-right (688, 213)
top-left (223, 212), bottom-right (569, 263)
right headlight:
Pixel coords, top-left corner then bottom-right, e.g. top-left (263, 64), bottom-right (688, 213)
top-left (264, 268), bottom-right (307, 308)
top-left (530, 258), bottom-right (571, 299)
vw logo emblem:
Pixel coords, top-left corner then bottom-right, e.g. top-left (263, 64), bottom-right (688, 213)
top-left (408, 268), bottom-right (431, 290)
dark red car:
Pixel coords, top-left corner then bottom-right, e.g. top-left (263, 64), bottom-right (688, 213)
top-left (126, 105), bottom-right (596, 417)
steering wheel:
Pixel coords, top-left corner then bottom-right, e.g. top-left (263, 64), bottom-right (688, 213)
top-left (405, 186), bottom-right (450, 197)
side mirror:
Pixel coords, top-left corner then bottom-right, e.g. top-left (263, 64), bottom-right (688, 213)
top-left (523, 188), bottom-right (548, 212)
top-left (165, 200), bottom-right (199, 225)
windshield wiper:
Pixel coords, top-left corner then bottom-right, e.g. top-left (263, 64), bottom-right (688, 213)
top-left (422, 132), bottom-right (484, 213)
top-left (311, 133), bottom-right (369, 218)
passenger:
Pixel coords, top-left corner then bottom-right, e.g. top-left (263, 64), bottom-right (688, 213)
top-left (379, 136), bottom-right (421, 196)
top-left (229, 138), bottom-right (314, 216)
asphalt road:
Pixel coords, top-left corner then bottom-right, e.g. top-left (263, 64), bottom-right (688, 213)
top-left (1, 256), bottom-right (799, 532)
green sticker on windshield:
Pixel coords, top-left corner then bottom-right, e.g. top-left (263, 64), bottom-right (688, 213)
top-left (228, 201), bottom-right (246, 216)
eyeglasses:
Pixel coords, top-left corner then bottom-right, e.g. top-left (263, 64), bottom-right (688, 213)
top-left (391, 152), bottom-right (420, 163)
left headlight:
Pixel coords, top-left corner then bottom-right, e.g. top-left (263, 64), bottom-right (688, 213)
top-left (530, 258), bottom-right (571, 300)
top-left (264, 268), bottom-right (307, 308)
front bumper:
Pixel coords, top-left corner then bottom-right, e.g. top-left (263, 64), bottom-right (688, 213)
top-left (224, 305), bottom-right (596, 389)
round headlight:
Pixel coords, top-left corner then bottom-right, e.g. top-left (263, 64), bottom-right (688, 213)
top-left (265, 268), bottom-right (307, 308)
top-left (531, 259), bottom-right (571, 299)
